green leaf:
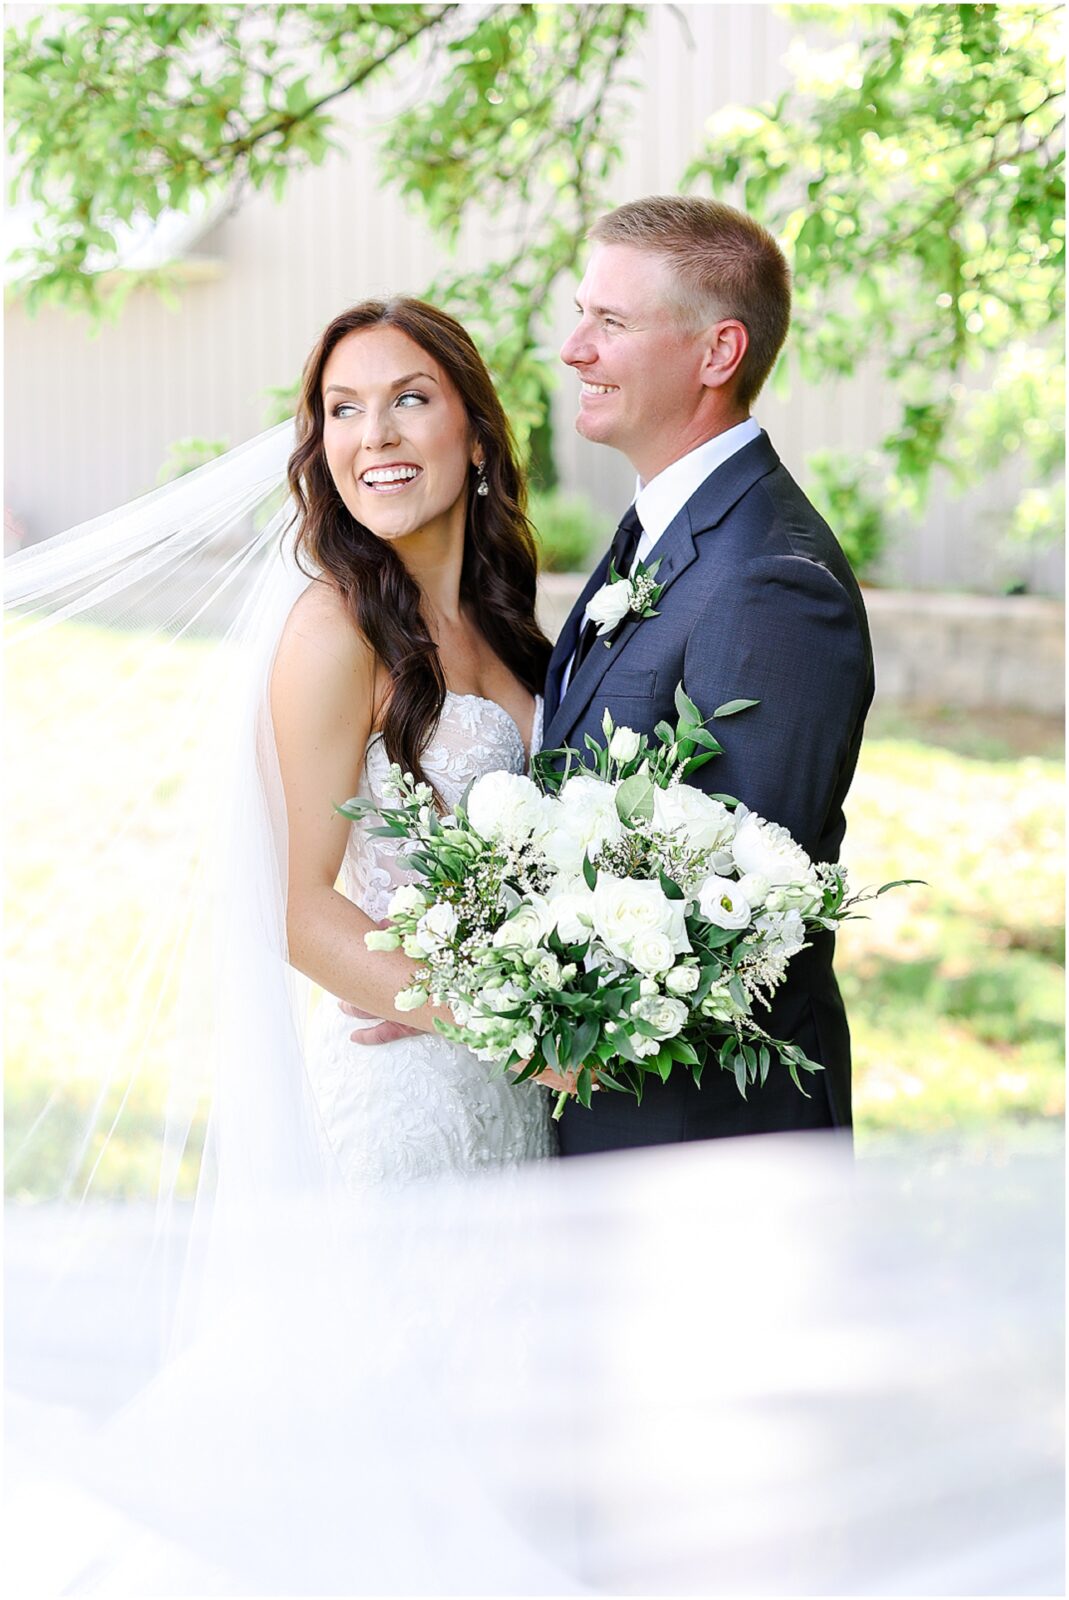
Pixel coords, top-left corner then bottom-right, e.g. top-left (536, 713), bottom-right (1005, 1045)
top-left (674, 682), bottom-right (702, 725)
top-left (616, 773), bottom-right (655, 825)
top-left (713, 698), bottom-right (760, 718)
top-left (582, 854), bottom-right (598, 891)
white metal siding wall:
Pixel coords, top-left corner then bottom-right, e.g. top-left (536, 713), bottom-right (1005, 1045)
top-left (4, 4), bottom-right (1062, 594)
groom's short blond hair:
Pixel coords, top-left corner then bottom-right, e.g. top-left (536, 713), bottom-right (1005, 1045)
top-left (589, 196), bottom-right (791, 406)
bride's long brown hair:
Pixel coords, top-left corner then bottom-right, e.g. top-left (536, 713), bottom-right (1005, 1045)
top-left (288, 298), bottom-right (552, 791)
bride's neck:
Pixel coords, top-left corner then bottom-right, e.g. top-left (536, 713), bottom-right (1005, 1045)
top-left (395, 528), bottom-right (465, 628)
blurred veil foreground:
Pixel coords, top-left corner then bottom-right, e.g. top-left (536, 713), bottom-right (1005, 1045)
top-left (3, 422), bottom-right (1063, 1596)
top-left (5, 1133), bottom-right (1064, 1596)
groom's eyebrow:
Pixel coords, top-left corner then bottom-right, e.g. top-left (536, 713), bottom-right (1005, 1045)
top-left (325, 372), bottom-right (440, 395)
top-left (575, 298), bottom-right (630, 320)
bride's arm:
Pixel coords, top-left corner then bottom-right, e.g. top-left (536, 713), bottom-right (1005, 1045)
top-left (269, 580), bottom-right (444, 1034)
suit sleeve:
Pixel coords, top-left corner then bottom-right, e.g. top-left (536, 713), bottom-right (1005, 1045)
top-left (682, 551), bottom-right (870, 856)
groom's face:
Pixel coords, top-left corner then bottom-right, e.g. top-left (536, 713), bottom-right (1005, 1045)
top-left (561, 244), bottom-right (709, 481)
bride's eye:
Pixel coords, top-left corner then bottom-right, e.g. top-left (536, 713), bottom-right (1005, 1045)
top-left (330, 402), bottom-right (360, 418)
top-left (396, 390), bottom-right (429, 408)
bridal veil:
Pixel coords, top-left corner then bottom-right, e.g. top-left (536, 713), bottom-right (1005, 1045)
top-left (4, 427), bottom-right (1063, 1594)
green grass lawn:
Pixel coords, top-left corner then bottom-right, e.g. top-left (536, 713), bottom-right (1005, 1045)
top-left (5, 620), bottom-right (1064, 1197)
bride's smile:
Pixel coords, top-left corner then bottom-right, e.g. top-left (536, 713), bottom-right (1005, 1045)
top-left (322, 324), bottom-right (481, 548)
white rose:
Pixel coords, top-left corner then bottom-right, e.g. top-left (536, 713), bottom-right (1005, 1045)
top-left (466, 770), bottom-right (545, 844)
top-left (608, 726), bottom-right (641, 763)
top-left (731, 807), bottom-right (814, 888)
top-left (591, 875), bottom-right (690, 964)
top-left (546, 877), bottom-right (596, 945)
top-left (512, 1031), bottom-right (536, 1059)
top-left (697, 874), bottom-right (752, 930)
top-left (628, 929), bottom-right (677, 977)
top-left (415, 901), bottom-right (459, 951)
top-left (388, 884), bottom-right (428, 919)
top-left (530, 952), bottom-right (563, 989)
top-left (666, 964), bottom-right (700, 996)
top-left (584, 579), bottom-right (634, 635)
top-left (631, 993), bottom-right (689, 1039)
top-left (628, 1032), bottom-right (662, 1059)
top-left (543, 775), bottom-right (625, 874)
top-left (652, 785), bottom-right (734, 852)
top-left (492, 898), bottom-right (550, 952)
top-left (364, 927), bottom-right (401, 952)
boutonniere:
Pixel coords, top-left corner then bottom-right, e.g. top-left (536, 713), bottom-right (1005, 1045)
top-left (583, 558), bottom-right (664, 647)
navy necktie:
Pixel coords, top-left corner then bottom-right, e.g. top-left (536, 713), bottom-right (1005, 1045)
top-left (571, 505), bottom-right (643, 676)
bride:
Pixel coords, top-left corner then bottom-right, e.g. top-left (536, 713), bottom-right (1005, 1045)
top-left (272, 297), bottom-right (557, 1186)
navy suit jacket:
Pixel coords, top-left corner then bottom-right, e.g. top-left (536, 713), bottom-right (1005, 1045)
top-left (542, 431), bottom-right (874, 1151)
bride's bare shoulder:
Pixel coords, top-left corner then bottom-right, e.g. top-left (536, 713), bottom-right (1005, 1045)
top-left (276, 578), bottom-right (374, 676)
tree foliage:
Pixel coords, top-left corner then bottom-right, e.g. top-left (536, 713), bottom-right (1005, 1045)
top-left (686, 2), bottom-right (1064, 555)
top-left (5, 2), bottom-right (1064, 561)
top-left (5, 2), bottom-right (645, 445)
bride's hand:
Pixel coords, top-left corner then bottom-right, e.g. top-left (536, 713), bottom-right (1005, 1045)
top-left (340, 1001), bottom-right (421, 1046)
top-left (340, 916), bottom-right (421, 1043)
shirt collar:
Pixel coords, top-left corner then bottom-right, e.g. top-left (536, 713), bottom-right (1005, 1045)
top-left (633, 417), bottom-right (763, 551)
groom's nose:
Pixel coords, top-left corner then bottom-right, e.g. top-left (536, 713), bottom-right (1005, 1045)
top-left (560, 323), bottom-right (595, 367)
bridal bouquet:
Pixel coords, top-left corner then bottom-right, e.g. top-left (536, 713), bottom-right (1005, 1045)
top-left (340, 687), bottom-right (911, 1119)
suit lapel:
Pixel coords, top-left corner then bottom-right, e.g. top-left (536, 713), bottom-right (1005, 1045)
top-left (543, 432), bottom-right (781, 751)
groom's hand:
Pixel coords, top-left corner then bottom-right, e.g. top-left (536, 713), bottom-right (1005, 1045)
top-left (339, 1001), bottom-right (421, 1046)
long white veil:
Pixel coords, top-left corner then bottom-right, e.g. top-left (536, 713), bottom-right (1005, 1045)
top-left (4, 427), bottom-right (1063, 1595)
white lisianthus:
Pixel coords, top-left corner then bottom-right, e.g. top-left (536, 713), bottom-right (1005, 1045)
top-left (388, 884), bottom-right (428, 918)
top-left (652, 785), bottom-right (734, 852)
top-left (415, 901), bottom-right (459, 951)
top-left (628, 1032), bottom-right (662, 1059)
top-left (364, 927), bottom-right (401, 951)
top-left (628, 928), bottom-right (677, 977)
top-left (466, 770), bottom-right (545, 844)
top-left (753, 909), bottom-right (807, 961)
top-left (543, 775), bottom-right (625, 874)
top-left (608, 725), bottom-right (641, 762)
top-left (395, 983), bottom-right (428, 1012)
top-left (591, 874), bottom-right (690, 964)
top-left (478, 980), bottom-right (524, 1016)
top-left (631, 993), bottom-right (689, 1039)
top-left (584, 579), bottom-right (634, 636)
top-left (492, 898), bottom-right (550, 952)
top-left (697, 874), bottom-right (752, 930)
top-left (403, 932), bottom-right (429, 958)
top-left (732, 807), bottom-right (815, 887)
top-left (512, 1031), bottom-right (537, 1059)
top-left (665, 964), bottom-right (700, 996)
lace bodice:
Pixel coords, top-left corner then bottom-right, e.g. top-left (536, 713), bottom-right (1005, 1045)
top-left (306, 690), bottom-right (554, 1191)
top-left (342, 691), bottom-right (544, 919)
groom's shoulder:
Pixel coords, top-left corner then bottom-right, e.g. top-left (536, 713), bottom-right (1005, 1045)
top-left (719, 443), bottom-right (860, 599)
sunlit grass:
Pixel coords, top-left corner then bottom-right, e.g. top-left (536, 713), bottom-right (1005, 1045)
top-left (6, 619), bottom-right (1064, 1197)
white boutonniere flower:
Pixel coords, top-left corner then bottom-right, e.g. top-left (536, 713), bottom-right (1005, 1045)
top-left (583, 558), bottom-right (665, 646)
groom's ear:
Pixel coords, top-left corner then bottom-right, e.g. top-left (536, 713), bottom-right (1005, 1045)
top-left (698, 319), bottom-right (748, 391)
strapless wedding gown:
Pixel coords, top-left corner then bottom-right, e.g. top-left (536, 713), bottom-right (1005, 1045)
top-left (305, 691), bottom-right (556, 1189)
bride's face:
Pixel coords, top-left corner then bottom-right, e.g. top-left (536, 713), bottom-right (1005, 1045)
top-left (321, 326), bottom-right (480, 546)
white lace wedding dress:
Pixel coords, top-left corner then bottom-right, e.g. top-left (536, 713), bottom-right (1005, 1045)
top-left (305, 691), bottom-right (556, 1189)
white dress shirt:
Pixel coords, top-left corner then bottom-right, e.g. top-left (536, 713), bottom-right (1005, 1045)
top-left (561, 418), bottom-right (763, 694)
top-left (631, 416), bottom-right (762, 570)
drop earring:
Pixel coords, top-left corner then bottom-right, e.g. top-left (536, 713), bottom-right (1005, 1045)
top-left (475, 463), bottom-right (489, 497)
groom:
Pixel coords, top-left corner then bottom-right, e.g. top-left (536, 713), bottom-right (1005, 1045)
top-left (545, 195), bottom-right (873, 1155)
